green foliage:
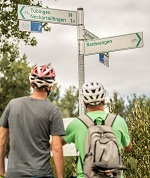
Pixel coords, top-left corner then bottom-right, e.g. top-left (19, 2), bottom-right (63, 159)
top-left (125, 94), bottom-right (150, 119)
top-left (57, 86), bottom-right (79, 118)
top-left (50, 156), bottom-right (77, 178)
top-left (109, 93), bottom-right (150, 178)
top-left (48, 83), bottom-right (61, 102)
top-left (122, 100), bottom-right (150, 178)
top-left (107, 91), bottom-right (125, 117)
top-left (0, 0), bottom-right (51, 60)
top-left (0, 0), bottom-right (37, 60)
top-left (0, 53), bottom-right (31, 116)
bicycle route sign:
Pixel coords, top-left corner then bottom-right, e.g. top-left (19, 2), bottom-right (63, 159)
top-left (19, 20), bottom-right (42, 33)
top-left (84, 32), bottom-right (143, 55)
top-left (18, 4), bottom-right (77, 26)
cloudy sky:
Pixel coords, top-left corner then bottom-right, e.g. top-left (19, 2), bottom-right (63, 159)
top-left (20, 0), bottom-right (150, 98)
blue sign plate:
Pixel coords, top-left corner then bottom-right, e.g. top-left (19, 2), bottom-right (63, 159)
top-left (31, 22), bottom-right (42, 33)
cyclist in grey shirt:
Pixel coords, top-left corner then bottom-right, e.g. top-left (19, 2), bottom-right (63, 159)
top-left (0, 65), bottom-right (65, 178)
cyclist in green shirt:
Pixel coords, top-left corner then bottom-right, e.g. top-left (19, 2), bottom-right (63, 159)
top-left (62, 81), bottom-right (132, 178)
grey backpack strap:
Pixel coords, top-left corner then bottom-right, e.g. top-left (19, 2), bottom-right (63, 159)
top-left (78, 114), bottom-right (94, 128)
top-left (104, 113), bottom-right (116, 127)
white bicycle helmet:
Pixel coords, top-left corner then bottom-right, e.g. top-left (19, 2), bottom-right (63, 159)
top-left (29, 65), bottom-right (55, 88)
top-left (81, 81), bottom-right (106, 105)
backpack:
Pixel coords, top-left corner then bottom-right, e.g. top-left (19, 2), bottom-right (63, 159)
top-left (78, 113), bottom-right (122, 178)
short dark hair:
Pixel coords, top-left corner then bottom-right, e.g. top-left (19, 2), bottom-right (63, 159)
top-left (32, 83), bottom-right (49, 92)
top-left (86, 100), bottom-right (105, 108)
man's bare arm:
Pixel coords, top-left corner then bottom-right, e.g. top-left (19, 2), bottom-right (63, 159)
top-left (0, 126), bottom-right (9, 177)
top-left (122, 141), bottom-right (132, 151)
top-left (51, 135), bottom-right (64, 178)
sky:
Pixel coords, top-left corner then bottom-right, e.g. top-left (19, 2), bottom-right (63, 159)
top-left (19, 0), bottom-right (150, 99)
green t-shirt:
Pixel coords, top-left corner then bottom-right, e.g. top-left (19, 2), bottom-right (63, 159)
top-left (63, 111), bottom-right (131, 178)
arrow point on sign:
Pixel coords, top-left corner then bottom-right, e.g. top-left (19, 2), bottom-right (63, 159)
top-left (136, 33), bottom-right (141, 47)
top-left (20, 6), bottom-right (25, 19)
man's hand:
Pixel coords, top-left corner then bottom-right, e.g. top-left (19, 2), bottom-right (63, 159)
top-left (51, 135), bottom-right (64, 178)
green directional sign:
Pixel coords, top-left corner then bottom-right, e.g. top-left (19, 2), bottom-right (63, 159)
top-left (84, 32), bottom-right (143, 56)
top-left (18, 4), bottom-right (77, 26)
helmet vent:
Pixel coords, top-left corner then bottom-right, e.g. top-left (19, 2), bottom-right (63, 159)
top-left (37, 81), bottom-right (43, 84)
top-left (32, 74), bottom-right (37, 77)
top-left (92, 89), bottom-right (96, 93)
top-left (84, 96), bottom-right (88, 101)
top-left (85, 89), bottom-right (89, 93)
top-left (101, 93), bottom-right (104, 98)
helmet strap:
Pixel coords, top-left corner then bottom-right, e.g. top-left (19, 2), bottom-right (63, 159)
top-left (46, 86), bottom-right (52, 96)
top-left (47, 89), bottom-right (51, 96)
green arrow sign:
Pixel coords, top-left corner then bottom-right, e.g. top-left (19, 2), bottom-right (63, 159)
top-left (84, 32), bottom-right (143, 56)
top-left (18, 4), bottom-right (77, 26)
top-left (19, 6), bottom-right (25, 19)
top-left (136, 33), bottom-right (142, 47)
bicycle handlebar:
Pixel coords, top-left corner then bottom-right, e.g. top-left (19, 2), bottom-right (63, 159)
top-left (92, 162), bottom-right (127, 171)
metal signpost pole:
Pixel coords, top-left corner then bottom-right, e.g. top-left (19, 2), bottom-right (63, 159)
top-left (77, 8), bottom-right (85, 115)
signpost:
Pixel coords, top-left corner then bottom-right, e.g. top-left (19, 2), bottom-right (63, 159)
top-left (85, 32), bottom-right (143, 55)
top-left (77, 8), bottom-right (85, 115)
top-left (18, 4), bottom-right (144, 116)
top-left (85, 29), bottom-right (110, 67)
top-left (18, 4), bottom-right (77, 26)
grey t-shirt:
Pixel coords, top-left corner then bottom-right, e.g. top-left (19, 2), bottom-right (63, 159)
top-left (0, 96), bottom-right (65, 178)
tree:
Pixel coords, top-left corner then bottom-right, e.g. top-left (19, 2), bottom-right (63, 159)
top-left (108, 92), bottom-right (150, 178)
top-left (0, 0), bottom-right (51, 60)
top-left (122, 100), bottom-right (150, 178)
top-left (57, 86), bottom-right (79, 118)
top-left (0, 52), bottom-right (31, 116)
top-left (48, 83), bottom-right (61, 103)
top-left (125, 94), bottom-right (150, 119)
top-left (107, 91), bottom-right (126, 117)
top-left (0, 0), bottom-right (36, 60)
